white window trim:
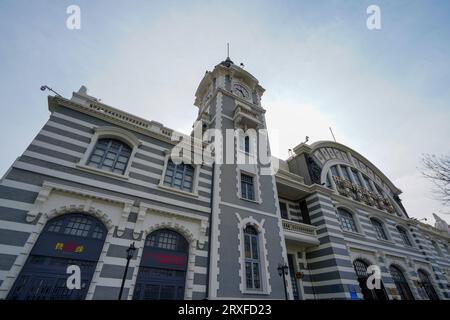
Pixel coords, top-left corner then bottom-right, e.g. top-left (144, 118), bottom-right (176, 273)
top-left (236, 128), bottom-right (257, 157)
top-left (336, 206), bottom-right (365, 236)
top-left (235, 213), bottom-right (271, 295)
top-left (236, 168), bottom-right (262, 204)
top-left (129, 218), bottom-right (201, 300)
top-left (395, 224), bottom-right (415, 248)
top-left (158, 152), bottom-right (200, 198)
top-left (77, 126), bottom-right (141, 179)
top-left (368, 215), bottom-right (394, 242)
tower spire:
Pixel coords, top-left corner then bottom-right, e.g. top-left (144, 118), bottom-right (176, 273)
top-left (220, 43), bottom-right (233, 66)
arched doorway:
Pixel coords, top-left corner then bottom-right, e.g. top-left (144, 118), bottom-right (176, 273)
top-left (353, 259), bottom-right (388, 300)
top-left (8, 213), bottom-right (107, 300)
top-left (389, 265), bottom-right (415, 300)
top-left (133, 229), bottom-right (189, 300)
top-left (418, 269), bottom-right (439, 300)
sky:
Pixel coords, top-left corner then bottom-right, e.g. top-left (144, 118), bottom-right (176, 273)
top-left (0, 0), bottom-right (449, 224)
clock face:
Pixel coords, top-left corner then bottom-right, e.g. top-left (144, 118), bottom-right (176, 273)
top-left (233, 84), bottom-right (249, 99)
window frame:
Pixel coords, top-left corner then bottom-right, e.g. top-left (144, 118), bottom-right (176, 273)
top-left (396, 226), bottom-right (413, 247)
top-left (240, 173), bottom-right (255, 201)
top-left (337, 208), bottom-right (359, 233)
top-left (158, 153), bottom-right (201, 197)
top-left (86, 138), bottom-right (132, 175)
top-left (279, 201), bottom-right (289, 219)
top-left (370, 218), bottom-right (389, 241)
top-left (389, 265), bottom-right (415, 300)
top-left (162, 159), bottom-right (195, 193)
top-left (243, 226), bottom-right (262, 291)
top-left (236, 217), bottom-right (270, 296)
top-left (77, 126), bottom-right (140, 179)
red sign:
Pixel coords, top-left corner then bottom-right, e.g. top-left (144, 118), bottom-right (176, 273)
top-left (54, 241), bottom-right (84, 253)
top-left (143, 252), bottom-right (186, 266)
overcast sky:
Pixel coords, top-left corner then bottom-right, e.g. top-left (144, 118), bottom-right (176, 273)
top-left (1, 0), bottom-right (449, 224)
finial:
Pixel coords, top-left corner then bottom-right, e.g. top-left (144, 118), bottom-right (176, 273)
top-left (227, 43), bottom-right (230, 59)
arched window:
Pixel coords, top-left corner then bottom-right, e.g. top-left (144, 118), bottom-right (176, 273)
top-left (244, 226), bottom-right (261, 290)
top-left (238, 132), bottom-right (252, 154)
top-left (87, 138), bottom-right (131, 174)
top-left (389, 265), bottom-right (414, 300)
top-left (418, 269), bottom-right (439, 300)
top-left (337, 208), bottom-right (358, 233)
top-left (397, 226), bottom-right (412, 247)
top-left (47, 214), bottom-right (106, 240)
top-left (163, 159), bottom-right (195, 192)
top-left (134, 229), bottom-right (189, 300)
top-left (145, 229), bottom-right (189, 252)
top-left (371, 218), bottom-right (388, 240)
top-left (353, 259), bottom-right (388, 300)
top-left (7, 214), bottom-right (107, 300)
top-left (244, 135), bottom-right (250, 153)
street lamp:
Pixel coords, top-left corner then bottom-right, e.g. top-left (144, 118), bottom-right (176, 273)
top-left (118, 242), bottom-right (136, 300)
top-left (277, 263), bottom-right (289, 300)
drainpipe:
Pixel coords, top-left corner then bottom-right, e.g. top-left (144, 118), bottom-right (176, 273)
top-left (205, 162), bottom-right (215, 299)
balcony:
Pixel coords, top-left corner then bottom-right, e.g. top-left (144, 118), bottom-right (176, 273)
top-left (282, 219), bottom-right (319, 247)
top-left (233, 105), bottom-right (262, 128)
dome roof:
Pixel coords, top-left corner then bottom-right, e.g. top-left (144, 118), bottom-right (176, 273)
top-left (219, 56), bottom-right (234, 67)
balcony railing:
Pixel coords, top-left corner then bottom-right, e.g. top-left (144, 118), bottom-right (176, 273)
top-left (332, 176), bottom-right (395, 214)
top-left (281, 219), bottom-right (318, 245)
top-left (233, 105), bottom-right (261, 128)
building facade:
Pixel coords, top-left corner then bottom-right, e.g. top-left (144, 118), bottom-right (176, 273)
top-left (0, 57), bottom-right (449, 300)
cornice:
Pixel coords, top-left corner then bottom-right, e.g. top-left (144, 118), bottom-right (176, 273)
top-left (48, 95), bottom-right (206, 148)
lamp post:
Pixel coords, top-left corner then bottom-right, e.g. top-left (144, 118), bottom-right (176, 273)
top-left (277, 263), bottom-right (289, 300)
top-left (118, 242), bottom-right (136, 300)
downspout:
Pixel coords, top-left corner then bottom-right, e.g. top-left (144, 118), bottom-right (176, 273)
top-left (205, 162), bottom-right (215, 299)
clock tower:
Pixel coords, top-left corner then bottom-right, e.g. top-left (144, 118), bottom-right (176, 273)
top-left (194, 57), bottom-right (291, 299)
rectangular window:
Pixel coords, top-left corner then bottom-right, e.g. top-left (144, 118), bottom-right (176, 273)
top-left (244, 227), bottom-right (261, 290)
top-left (163, 160), bottom-right (195, 192)
top-left (239, 134), bottom-right (251, 154)
top-left (279, 202), bottom-right (288, 219)
top-left (241, 174), bottom-right (255, 201)
top-left (244, 136), bottom-right (250, 153)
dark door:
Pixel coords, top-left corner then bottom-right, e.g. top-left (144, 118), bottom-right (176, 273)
top-left (353, 259), bottom-right (388, 300)
top-left (8, 214), bottom-right (106, 300)
top-left (133, 229), bottom-right (188, 300)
